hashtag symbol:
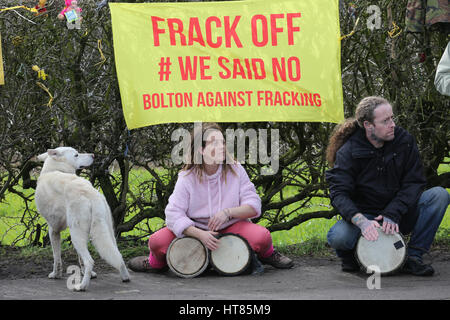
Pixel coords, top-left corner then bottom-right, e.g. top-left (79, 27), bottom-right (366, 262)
top-left (158, 57), bottom-right (172, 81)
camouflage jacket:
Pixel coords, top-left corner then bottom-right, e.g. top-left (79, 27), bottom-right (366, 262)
top-left (405, 0), bottom-right (450, 32)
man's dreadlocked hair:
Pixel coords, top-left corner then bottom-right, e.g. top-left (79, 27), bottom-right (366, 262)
top-left (326, 96), bottom-right (390, 167)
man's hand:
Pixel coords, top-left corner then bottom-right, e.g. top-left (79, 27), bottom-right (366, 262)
top-left (374, 215), bottom-right (399, 235)
top-left (351, 213), bottom-right (380, 241)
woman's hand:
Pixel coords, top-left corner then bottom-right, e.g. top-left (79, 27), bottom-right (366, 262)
top-left (197, 230), bottom-right (220, 250)
top-left (208, 209), bottom-right (231, 232)
top-left (183, 226), bottom-right (220, 250)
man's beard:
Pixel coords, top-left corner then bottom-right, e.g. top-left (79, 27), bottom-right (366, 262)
top-left (370, 129), bottom-right (395, 144)
top-left (370, 131), bottom-right (385, 145)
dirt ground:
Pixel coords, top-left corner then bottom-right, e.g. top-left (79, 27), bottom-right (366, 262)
top-left (0, 246), bottom-right (118, 280)
top-left (1, 244), bottom-right (450, 301)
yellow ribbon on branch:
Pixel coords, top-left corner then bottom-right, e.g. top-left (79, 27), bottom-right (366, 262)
top-left (0, 6), bottom-right (38, 13)
top-left (36, 81), bottom-right (53, 108)
top-left (0, 33), bottom-right (4, 85)
top-left (32, 65), bottom-right (48, 80)
top-left (387, 21), bottom-right (402, 38)
top-left (340, 17), bottom-right (360, 41)
top-left (94, 39), bottom-right (106, 68)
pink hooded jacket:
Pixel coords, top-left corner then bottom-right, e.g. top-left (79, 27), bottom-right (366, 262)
top-left (165, 163), bottom-right (262, 238)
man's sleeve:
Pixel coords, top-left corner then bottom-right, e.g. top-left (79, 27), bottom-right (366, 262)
top-left (435, 42), bottom-right (450, 96)
top-left (325, 148), bottom-right (360, 222)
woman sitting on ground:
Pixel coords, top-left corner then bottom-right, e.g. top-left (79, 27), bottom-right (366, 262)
top-left (128, 122), bottom-right (293, 272)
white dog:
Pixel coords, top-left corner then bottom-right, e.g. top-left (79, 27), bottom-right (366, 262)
top-left (35, 147), bottom-right (130, 291)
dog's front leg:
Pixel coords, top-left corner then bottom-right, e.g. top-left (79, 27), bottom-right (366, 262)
top-left (48, 228), bottom-right (63, 279)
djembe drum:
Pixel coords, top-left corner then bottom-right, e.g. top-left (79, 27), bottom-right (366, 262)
top-left (210, 233), bottom-right (252, 276)
top-left (166, 236), bottom-right (209, 278)
top-left (356, 231), bottom-right (407, 275)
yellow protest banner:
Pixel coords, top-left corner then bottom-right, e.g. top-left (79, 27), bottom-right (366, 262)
top-left (110, 0), bottom-right (344, 129)
top-left (0, 33), bottom-right (4, 85)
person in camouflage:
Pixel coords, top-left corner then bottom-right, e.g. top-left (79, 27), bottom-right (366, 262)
top-left (405, 0), bottom-right (450, 32)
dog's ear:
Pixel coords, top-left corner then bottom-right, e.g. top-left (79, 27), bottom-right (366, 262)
top-left (46, 149), bottom-right (62, 159)
top-left (37, 149), bottom-right (59, 161)
top-left (37, 152), bottom-right (48, 162)
top-left (47, 149), bottom-right (59, 156)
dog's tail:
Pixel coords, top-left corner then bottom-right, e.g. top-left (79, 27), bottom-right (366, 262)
top-left (89, 195), bottom-right (130, 281)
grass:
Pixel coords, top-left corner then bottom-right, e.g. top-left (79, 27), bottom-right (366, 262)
top-left (270, 217), bottom-right (336, 247)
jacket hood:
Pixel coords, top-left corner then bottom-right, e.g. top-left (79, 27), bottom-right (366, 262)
top-left (204, 164), bottom-right (223, 180)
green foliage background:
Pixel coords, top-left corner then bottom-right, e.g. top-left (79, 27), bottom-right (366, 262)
top-left (0, 0), bottom-right (448, 247)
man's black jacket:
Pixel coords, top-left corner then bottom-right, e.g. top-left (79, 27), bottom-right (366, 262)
top-left (325, 126), bottom-right (426, 234)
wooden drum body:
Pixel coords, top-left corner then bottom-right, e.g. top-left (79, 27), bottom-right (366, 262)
top-left (210, 233), bottom-right (252, 276)
top-left (166, 237), bottom-right (209, 278)
top-left (356, 231), bottom-right (407, 275)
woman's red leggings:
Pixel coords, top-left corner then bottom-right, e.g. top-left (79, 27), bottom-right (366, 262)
top-left (147, 220), bottom-right (274, 268)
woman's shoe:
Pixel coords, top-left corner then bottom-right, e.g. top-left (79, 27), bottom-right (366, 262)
top-left (128, 256), bottom-right (167, 273)
top-left (259, 250), bottom-right (294, 269)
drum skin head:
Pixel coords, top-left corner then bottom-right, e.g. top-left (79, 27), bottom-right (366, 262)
top-left (210, 233), bottom-right (251, 276)
top-left (167, 237), bottom-right (209, 278)
top-left (356, 231), bottom-right (407, 275)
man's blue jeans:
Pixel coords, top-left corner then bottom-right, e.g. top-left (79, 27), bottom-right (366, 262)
top-left (327, 187), bottom-right (450, 260)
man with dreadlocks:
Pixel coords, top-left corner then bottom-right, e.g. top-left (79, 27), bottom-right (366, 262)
top-left (325, 96), bottom-right (449, 276)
